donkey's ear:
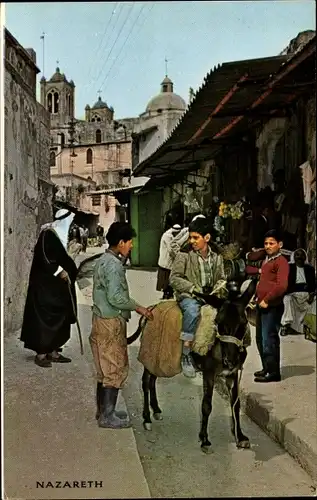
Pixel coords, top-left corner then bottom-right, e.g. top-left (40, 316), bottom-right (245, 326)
top-left (239, 278), bottom-right (257, 307)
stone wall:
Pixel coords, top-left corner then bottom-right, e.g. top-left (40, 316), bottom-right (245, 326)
top-left (306, 95), bottom-right (316, 171)
top-left (4, 29), bottom-right (52, 334)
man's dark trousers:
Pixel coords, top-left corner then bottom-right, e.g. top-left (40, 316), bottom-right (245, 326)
top-left (256, 304), bottom-right (284, 376)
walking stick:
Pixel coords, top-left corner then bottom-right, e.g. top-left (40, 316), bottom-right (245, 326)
top-left (67, 278), bottom-right (84, 355)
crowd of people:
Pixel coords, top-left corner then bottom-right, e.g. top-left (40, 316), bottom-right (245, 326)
top-left (20, 192), bottom-right (315, 429)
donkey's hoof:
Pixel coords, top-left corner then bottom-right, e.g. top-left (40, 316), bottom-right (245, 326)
top-left (143, 422), bottom-right (152, 431)
top-left (153, 412), bottom-right (163, 421)
top-left (237, 438), bottom-right (250, 449)
top-left (201, 444), bottom-right (212, 454)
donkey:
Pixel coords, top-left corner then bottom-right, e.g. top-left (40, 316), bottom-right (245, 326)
top-left (127, 278), bottom-right (257, 453)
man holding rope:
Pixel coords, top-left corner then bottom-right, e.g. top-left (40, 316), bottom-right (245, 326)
top-left (20, 209), bottom-right (78, 367)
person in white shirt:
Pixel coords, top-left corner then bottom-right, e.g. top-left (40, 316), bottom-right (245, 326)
top-left (156, 224), bottom-right (182, 299)
top-left (280, 248), bottom-right (315, 335)
top-left (169, 214), bottom-right (206, 262)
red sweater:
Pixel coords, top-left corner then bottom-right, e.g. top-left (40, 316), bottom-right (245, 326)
top-left (256, 254), bottom-right (289, 306)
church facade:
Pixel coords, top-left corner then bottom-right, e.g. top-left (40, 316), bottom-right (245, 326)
top-left (40, 67), bottom-right (186, 232)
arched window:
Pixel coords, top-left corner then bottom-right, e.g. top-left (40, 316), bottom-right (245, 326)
top-left (47, 93), bottom-right (53, 113)
top-left (47, 90), bottom-right (59, 114)
top-left (53, 92), bottom-right (59, 113)
top-left (86, 148), bottom-right (93, 164)
top-left (96, 129), bottom-right (102, 144)
top-left (60, 133), bottom-right (65, 147)
top-left (50, 151), bottom-right (56, 167)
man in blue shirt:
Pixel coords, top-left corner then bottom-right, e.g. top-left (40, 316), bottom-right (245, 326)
top-left (90, 222), bottom-right (153, 429)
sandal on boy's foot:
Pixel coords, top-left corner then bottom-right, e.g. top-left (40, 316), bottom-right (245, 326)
top-left (34, 355), bottom-right (52, 368)
top-left (47, 353), bottom-right (72, 363)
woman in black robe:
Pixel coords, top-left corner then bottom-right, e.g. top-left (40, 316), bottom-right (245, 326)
top-left (20, 209), bottom-right (78, 367)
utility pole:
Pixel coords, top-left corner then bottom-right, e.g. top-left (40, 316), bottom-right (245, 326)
top-left (68, 117), bottom-right (77, 196)
top-left (40, 32), bottom-right (45, 78)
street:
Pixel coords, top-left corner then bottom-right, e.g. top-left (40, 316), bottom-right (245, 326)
top-left (4, 5), bottom-right (316, 499)
top-left (78, 261), bottom-right (315, 497)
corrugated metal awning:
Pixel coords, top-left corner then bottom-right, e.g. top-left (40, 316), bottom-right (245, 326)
top-left (133, 36), bottom-right (315, 178)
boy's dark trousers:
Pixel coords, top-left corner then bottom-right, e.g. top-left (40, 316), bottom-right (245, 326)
top-left (256, 304), bottom-right (284, 376)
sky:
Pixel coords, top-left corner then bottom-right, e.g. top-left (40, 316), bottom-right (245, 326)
top-left (5, 1), bottom-right (316, 120)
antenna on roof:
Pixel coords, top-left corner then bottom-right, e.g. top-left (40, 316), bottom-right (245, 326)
top-left (165, 57), bottom-right (168, 77)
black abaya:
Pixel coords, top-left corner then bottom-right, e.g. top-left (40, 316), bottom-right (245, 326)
top-left (20, 229), bottom-right (78, 354)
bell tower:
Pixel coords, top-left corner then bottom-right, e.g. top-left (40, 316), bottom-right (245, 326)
top-left (40, 65), bottom-right (75, 127)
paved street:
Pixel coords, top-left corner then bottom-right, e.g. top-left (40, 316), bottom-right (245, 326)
top-left (77, 261), bottom-right (315, 497)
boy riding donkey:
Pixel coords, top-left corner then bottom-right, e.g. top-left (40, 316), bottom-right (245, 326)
top-left (169, 217), bottom-right (227, 378)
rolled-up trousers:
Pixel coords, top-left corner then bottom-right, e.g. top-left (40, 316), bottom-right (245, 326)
top-left (89, 314), bottom-right (129, 389)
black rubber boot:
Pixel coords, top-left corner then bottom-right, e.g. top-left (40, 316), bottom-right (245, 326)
top-left (98, 387), bottom-right (131, 429)
top-left (95, 383), bottom-right (127, 420)
top-left (95, 382), bottom-right (103, 420)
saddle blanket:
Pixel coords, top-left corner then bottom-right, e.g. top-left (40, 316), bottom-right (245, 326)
top-left (138, 300), bottom-right (221, 378)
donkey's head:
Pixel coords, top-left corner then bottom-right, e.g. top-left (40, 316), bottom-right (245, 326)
top-left (195, 278), bottom-right (257, 375)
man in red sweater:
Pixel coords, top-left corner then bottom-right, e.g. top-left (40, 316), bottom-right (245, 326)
top-left (253, 229), bottom-right (289, 382)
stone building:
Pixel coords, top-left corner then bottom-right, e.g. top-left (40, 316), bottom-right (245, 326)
top-left (42, 69), bottom-right (186, 232)
top-left (4, 29), bottom-right (53, 334)
top-left (132, 75), bottom-right (186, 171)
top-left (40, 67), bottom-right (138, 231)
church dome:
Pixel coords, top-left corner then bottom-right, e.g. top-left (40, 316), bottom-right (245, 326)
top-left (92, 96), bottom-right (108, 109)
top-left (145, 76), bottom-right (186, 113)
top-left (146, 93), bottom-right (186, 113)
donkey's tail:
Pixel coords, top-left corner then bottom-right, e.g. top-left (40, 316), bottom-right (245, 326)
top-left (127, 304), bottom-right (157, 345)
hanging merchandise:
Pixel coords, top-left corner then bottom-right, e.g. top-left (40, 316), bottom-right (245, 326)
top-left (219, 201), bottom-right (244, 220)
top-left (213, 215), bottom-right (226, 244)
top-left (299, 160), bottom-right (313, 205)
top-left (184, 186), bottom-right (202, 213)
top-left (306, 193), bottom-right (316, 269)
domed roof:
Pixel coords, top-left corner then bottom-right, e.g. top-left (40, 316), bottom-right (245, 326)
top-left (49, 67), bottom-right (67, 83)
top-left (145, 75), bottom-right (186, 113)
top-left (92, 96), bottom-right (108, 109)
top-left (146, 93), bottom-right (186, 113)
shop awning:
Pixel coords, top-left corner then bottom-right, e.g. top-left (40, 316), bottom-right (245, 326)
top-left (133, 35), bottom-right (315, 178)
top-left (87, 185), bottom-right (145, 196)
top-left (54, 200), bottom-right (99, 216)
top-left (87, 184), bottom-right (146, 205)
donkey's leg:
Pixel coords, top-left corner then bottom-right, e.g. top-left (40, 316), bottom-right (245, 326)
top-left (199, 370), bottom-right (214, 453)
top-left (142, 368), bottom-right (152, 431)
top-left (149, 375), bottom-right (163, 421)
top-left (226, 374), bottom-right (250, 449)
